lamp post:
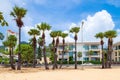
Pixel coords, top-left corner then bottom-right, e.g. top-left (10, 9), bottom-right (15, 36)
top-left (81, 21), bottom-right (84, 70)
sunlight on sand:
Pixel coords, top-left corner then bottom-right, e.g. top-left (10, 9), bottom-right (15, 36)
top-left (0, 67), bottom-right (120, 80)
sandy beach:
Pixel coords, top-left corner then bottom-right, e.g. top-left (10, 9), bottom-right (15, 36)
top-left (0, 66), bottom-right (120, 80)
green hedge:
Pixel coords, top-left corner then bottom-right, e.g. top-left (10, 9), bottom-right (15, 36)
top-left (0, 57), bottom-right (10, 64)
top-left (56, 60), bottom-right (101, 64)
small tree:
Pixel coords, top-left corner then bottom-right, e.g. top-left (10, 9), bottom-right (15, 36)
top-left (78, 51), bottom-right (82, 60)
top-left (87, 50), bottom-right (94, 61)
top-left (3, 35), bottom-right (17, 70)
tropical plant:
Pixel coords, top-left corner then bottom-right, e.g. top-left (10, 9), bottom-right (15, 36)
top-left (50, 31), bottom-right (57, 69)
top-left (10, 6), bottom-right (27, 70)
top-left (3, 35), bottom-right (17, 70)
top-left (87, 50), bottom-right (94, 61)
top-left (38, 37), bottom-right (43, 61)
top-left (104, 30), bottom-right (117, 68)
top-left (70, 27), bottom-right (80, 69)
top-left (0, 12), bottom-right (8, 26)
top-left (37, 22), bottom-right (51, 70)
top-left (78, 51), bottom-right (82, 60)
top-left (28, 29), bottom-right (40, 68)
top-left (0, 32), bottom-right (4, 40)
top-left (59, 32), bottom-right (68, 69)
top-left (95, 32), bottom-right (105, 68)
top-left (15, 44), bottom-right (33, 66)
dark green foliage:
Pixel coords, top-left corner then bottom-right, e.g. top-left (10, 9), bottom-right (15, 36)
top-left (15, 44), bottom-right (33, 63)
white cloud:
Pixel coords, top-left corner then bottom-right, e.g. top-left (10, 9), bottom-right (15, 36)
top-left (68, 10), bottom-right (115, 43)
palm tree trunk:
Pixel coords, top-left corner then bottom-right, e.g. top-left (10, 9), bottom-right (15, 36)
top-left (52, 45), bottom-right (56, 69)
top-left (17, 27), bottom-right (21, 70)
top-left (54, 47), bottom-right (58, 69)
top-left (33, 45), bottom-right (36, 68)
top-left (101, 40), bottom-right (104, 69)
top-left (107, 38), bottom-right (110, 68)
top-left (33, 37), bottom-right (36, 68)
top-left (11, 48), bottom-right (15, 70)
top-left (10, 48), bottom-right (15, 70)
top-left (43, 39), bottom-right (49, 70)
top-left (75, 40), bottom-right (77, 69)
top-left (59, 39), bottom-right (65, 69)
top-left (109, 39), bottom-right (112, 68)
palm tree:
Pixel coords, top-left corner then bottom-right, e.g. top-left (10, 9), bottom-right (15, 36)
top-left (59, 32), bottom-right (68, 69)
top-left (10, 6), bottom-right (27, 70)
top-left (54, 31), bottom-right (62, 69)
top-left (37, 22), bottom-right (51, 70)
top-left (3, 35), bottom-right (17, 70)
top-left (95, 32), bottom-right (105, 68)
top-left (70, 27), bottom-right (80, 69)
top-left (0, 32), bottom-right (4, 40)
top-left (0, 12), bottom-right (8, 26)
top-left (28, 29), bottom-right (40, 68)
top-left (38, 37), bottom-right (43, 61)
top-left (50, 31), bottom-right (57, 69)
top-left (87, 50), bottom-right (94, 61)
top-left (104, 30), bottom-right (117, 68)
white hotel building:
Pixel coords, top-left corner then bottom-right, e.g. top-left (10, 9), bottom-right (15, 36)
top-left (57, 42), bottom-right (102, 61)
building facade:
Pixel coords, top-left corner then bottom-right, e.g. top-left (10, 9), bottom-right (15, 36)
top-left (113, 42), bottom-right (120, 62)
top-left (57, 42), bottom-right (102, 61)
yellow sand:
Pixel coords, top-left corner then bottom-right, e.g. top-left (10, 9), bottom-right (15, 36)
top-left (0, 67), bottom-right (120, 80)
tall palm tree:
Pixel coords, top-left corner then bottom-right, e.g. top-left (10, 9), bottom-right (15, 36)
top-left (59, 32), bottom-right (68, 69)
top-left (70, 27), bottom-right (80, 69)
top-left (38, 37), bottom-right (43, 61)
top-left (37, 22), bottom-right (51, 70)
top-left (50, 31), bottom-right (57, 69)
top-left (104, 30), bottom-right (117, 68)
top-left (0, 32), bottom-right (4, 40)
top-left (95, 32), bottom-right (105, 68)
top-left (10, 6), bottom-right (27, 70)
top-left (54, 31), bottom-right (62, 69)
top-left (0, 12), bottom-right (8, 26)
top-left (3, 35), bottom-right (17, 70)
top-left (28, 29), bottom-right (40, 68)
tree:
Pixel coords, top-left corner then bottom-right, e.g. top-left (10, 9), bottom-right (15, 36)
top-left (87, 50), bottom-right (94, 61)
top-left (3, 35), bottom-right (17, 70)
top-left (37, 22), bottom-right (51, 70)
top-left (15, 44), bottom-right (33, 66)
top-left (78, 51), bottom-right (82, 60)
top-left (28, 29), bottom-right (40, 68)
top-left (0, 12), bottom-right (8, 26)
top-left (95, 32), bottom-right (105, 68)
top-left (54, 31), bottom-right (62, 69)
top-left (10, 6), bottom-right (27, 70)
top-left (104, 30), bottom-right (117, 68)
top-left (59, 32), bottom-right (68, 69)
top-left (0, 32), bottom-right (4, 40)
top-left (38, 37), bottom-right (43, 61)
top-left (70, 27), bottom-right (80, 69)
top-left (50, 31), bottom-right (57, 69)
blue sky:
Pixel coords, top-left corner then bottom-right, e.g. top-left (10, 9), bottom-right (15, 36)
top-left (0, 0), bottom-right (120, 45)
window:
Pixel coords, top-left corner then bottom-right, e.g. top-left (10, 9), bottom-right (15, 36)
top-left (93, 51), bottom-right (98, 55)
top-left (91, 45), bottom-right (98, 49)
top-left (118, 45), bottom-right (120, 49)
top-left (83, 45), bottom-right (89, 50)
top-left (119, 52), bottom-right (120, 56)
top-left (115, 58), bottom-right (117, 62)
top-left (115, 52), bottom-right (117, 56)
